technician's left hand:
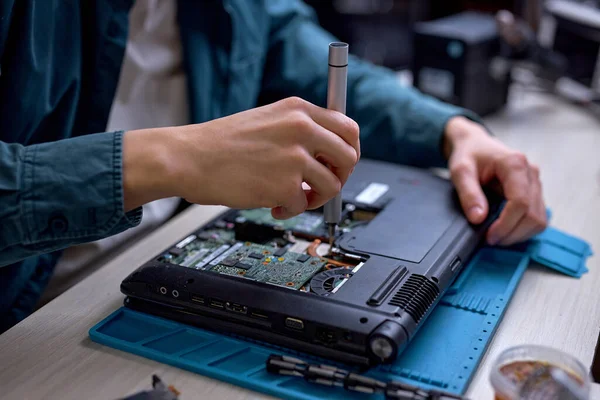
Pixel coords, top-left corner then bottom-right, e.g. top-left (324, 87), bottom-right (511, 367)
top-left (443, 116), bottom-right (548, 246)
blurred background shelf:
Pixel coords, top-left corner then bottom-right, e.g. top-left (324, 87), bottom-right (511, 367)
top-left (304, 0), bottom-right (532, 70)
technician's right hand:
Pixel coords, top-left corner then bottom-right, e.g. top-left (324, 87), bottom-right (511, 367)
top-left (122, 97), bottom-right (360, 219)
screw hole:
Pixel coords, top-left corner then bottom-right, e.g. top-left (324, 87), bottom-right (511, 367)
top-left (360, 317), bottom-right (368, 324)
top-left (496, 305), bottom-right (500, 308)
top-left (483, 330), bottom-right (488, 333)
top-left (464, 366), bottom-right (468, 369)
top-left (459, 376), bottom-right (463, 379)
top-left (492, 314), bottom-right (496, 317)
top-left (500, 298), bottom-right (504, 301)
top-left (478, 338), bottom-right (482, 341)
top-left (487, 321), bottom-right (491, 324)
top-left (474, 348), bottom-right (478, 351)
top-left (469, 357), bottom-right (473, 360)
top-left (187, 278), bottom-right (194, 284)
top-left (431, 276), bottom-right (439, 283)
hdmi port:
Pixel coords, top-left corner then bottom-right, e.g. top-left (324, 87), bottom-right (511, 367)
top-left (209, 299), bottom-right (224, 309)
top-left (191, 295), bottom-right (205, 304)
top-left (250, 311), bottom-right (269, 320)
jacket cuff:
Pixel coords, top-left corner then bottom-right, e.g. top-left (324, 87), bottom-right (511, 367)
top-left (21, 131), bottom-right (142, 249)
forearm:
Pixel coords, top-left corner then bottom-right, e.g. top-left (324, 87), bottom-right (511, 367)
top-left (345, 63), bottom-right (480, 167)
top-left (122, 127), bottom-right (179, 211)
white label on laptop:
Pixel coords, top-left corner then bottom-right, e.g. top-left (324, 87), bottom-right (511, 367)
top-left (355, 183), bottom-right (389, 205)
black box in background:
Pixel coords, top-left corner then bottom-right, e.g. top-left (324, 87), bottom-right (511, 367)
top-left (546, 1), bottom-right (600, 89)
top-left (303, 0), bottom-right (430, 70)
top-left (412, 11), bottom-right (510, 116)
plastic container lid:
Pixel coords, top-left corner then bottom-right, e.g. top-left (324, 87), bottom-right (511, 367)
top-left (490, 345), bottom-right (591, 400)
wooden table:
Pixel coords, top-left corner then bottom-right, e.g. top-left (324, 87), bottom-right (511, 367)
top-left (1, 90), bottom-right (599, 399)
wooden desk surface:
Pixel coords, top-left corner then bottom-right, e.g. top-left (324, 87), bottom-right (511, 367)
top-left (1, 91), bottom-right (599, 400)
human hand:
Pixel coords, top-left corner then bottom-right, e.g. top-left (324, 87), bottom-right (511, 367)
top-left (123, 97), bottom-right (360, 219)
top-left (443, 116), bottom-right (547, 246)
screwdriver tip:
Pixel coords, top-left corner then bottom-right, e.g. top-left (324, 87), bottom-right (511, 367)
top-left (328, 224), bottom-right (335, 252)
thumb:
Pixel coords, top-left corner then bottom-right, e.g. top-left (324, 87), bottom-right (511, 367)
top-left (450, 158), bottom-right (489, 224)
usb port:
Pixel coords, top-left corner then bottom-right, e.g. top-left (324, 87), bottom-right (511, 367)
top-left (209, 299), bottom-right (224, 309)
top-left (226, 302), bottom-right (247, 314)
top-left (251, 312), bottom-right (269, 320)
top-left (191, 295), bottom-right (204, 304)
top-left (285, 317), bottom-right (304, 331)
top-left (316, 327), bottom-right (336, 343)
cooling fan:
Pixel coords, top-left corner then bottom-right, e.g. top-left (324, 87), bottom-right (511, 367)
top-left (309, 268), bottom-right (354, 296)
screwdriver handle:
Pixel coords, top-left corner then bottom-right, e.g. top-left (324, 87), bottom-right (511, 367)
top-left (323, 42), bottom-right (348, 225)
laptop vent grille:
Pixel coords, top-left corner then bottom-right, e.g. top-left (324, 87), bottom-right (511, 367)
top-left (388, 275), bottom-right (440, 323)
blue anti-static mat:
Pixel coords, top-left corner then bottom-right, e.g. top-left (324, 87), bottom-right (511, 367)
top-left (89, 222), bottom-right (592, 399)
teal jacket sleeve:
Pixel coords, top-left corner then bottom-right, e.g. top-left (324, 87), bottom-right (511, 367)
top-left (260, 0), bottom-right (481, 168)
top-left (0, 131), bottom-right (142, 267)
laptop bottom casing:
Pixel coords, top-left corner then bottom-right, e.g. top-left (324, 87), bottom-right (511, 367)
top-left (121, 159), bottom-right (502, 366)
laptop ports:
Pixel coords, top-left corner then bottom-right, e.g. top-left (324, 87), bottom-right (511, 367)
top-left (226, 302), bottom-right (248, 315)
top-left (190, 295), bottom-right (205, 304)
top-left (285, 317), bottom-right (305, 331)
top-left (316, 327), bottom-right (336, 344)
top-left (250, 311), bottom-right (269, 320)
top-left (209, 298), bottom-right (225, 309)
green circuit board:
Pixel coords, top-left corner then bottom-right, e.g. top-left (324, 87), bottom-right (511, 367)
top-left (238, 208), bottom-right (324, 233)
top-left (209, 242), bottom-right (325, 289)
top-left (160, 230), bottom-right (233, 268)
top-left (159, 233), bottom-right (326, 289)
top-left (156, 207), bottom-right (367, 290)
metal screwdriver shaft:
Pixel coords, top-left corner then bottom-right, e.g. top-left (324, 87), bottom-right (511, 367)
top-left (324, 42), bottom-right (349, 251)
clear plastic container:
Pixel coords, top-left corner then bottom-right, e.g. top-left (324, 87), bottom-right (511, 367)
top-left (490, 345), bottom-right (591, 400)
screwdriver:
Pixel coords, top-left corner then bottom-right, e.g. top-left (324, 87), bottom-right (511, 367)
top-left (266, 354), bottom-right (469, 399)
top-left (324, 42), bottom-right (349, 251)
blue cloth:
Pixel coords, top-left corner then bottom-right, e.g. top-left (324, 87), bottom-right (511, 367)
top-left (0, 0), bottom-right (478, 331)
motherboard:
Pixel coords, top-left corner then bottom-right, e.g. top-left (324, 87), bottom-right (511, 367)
top-left (211, 243), bottom-right (325, 289)
top-left (156, 208), bottom-right (369, 295)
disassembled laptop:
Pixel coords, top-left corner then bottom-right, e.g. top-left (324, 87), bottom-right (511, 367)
top-left (122, 160), bottom-right (502, 366)
top-left (158, 205), bottom-right (367, 300)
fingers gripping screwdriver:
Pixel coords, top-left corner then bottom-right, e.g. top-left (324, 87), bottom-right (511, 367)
top-left (324, 42), bottom-right (349, 250)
